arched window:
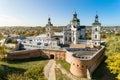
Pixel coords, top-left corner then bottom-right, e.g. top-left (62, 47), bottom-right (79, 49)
top-left (95, 35), bottom-right (97, 39)
top-left (95, 28), bottom-right (97, 31)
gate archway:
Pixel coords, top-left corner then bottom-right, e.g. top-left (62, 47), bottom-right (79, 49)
top-left (50, 54), bottom-right (54, 59)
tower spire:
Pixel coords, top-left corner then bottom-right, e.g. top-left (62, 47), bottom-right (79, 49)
top-left (73, 10), bottom-right (77, 18)
top-left (48, 17), bottom-right (51, 24)
top-left (95, 11), bottom-right (99, 22)
top-left (72, 10), bottom-right (80, 22)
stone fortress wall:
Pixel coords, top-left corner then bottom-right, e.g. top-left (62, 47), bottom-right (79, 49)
top-left (65, 46), bottom-right (105, 77)
top-left (7, 46), bottom-right (105, 78)
top-left (7, 49), bottom-right (66, 60)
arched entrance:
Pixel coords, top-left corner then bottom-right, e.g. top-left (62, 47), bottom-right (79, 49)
top-left (50, 54), bottom-right (54, 59)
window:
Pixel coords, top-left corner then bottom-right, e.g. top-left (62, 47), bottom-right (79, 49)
top-left (95, 35), bottom-right (97, 39)
top-left (65, 37), bottom-right (67, 41)
top-left (95, 28), bottom-right (97, 31)
top-left (79, 35), bottom-right (82, 39)
top-left (69, 37), bottom-right (71, 42)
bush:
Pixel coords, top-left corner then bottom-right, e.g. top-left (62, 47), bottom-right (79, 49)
top-left (24, 64), bottom-right (46, 80)
top-left (12, 39), bottom-right (18, 44)
top-left (7, 73), bottom-right (27, 80)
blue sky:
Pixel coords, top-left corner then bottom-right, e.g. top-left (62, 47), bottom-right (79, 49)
top-left (0, 0), bottom-right (120, 26)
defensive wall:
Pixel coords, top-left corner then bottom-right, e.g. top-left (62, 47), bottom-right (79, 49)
top-left (65, 46), bottom-right (105, 78)
top-left (7, 49), bottom-right (66, 60)
top-left (7, 46), bottom-right (105, 79)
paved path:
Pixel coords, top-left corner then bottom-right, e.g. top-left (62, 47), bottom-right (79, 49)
top-left (44, 60), bottom-right (56, 80)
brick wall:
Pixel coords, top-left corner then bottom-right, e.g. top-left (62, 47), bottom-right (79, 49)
top-left (7, 49), bottom-right (42, 60)
top-left (65, 46), bottom-right (105, 78)
top-left (7, 49), bottom-right (66, 60)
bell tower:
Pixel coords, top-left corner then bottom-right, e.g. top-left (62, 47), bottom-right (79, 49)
top-left (45, 17), bottom-right (54, 38)
top-left (71, 11), bottom-right (80, 44)
top-left (92, 14), bottom-right (101, 46)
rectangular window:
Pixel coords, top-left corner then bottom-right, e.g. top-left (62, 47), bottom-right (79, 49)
top-left (65, 37), bottom-right (67, 41)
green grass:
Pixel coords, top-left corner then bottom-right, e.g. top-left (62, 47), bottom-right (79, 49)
top-left (0, 57), bottom-right (48, 80)
top-left (0, 57), bottom-right (48, 69)
top-left (56, 60), bottom-right (70, 72)
top-left (55, 68), bottom-right (70, 80)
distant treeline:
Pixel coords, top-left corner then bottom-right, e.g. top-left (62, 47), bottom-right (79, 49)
top-left (0, 26), bottom-right (63, 37)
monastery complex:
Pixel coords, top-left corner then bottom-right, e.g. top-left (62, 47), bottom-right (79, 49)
top-left (6, 12), bottom-right (105, 78)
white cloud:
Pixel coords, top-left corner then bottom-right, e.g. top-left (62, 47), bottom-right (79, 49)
top-left (0, 15), bottom-right (23, 26)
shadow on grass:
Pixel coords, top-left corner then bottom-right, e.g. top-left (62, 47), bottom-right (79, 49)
top-left (6, 56), bottom-right (48, 64)
top-left (92, 56), bottom-right (117, 80)
top-left (0, 64), bottom-right (25, 80)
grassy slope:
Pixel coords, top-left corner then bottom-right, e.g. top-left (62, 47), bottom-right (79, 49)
top-left (56, 60), bottom-right (70, 72)
top-left (0, 57), bottom-right (48, 80)
top-left (55, 68), bottom-right (70, 80)
top-left (56, 60), bottom-right (71, 80)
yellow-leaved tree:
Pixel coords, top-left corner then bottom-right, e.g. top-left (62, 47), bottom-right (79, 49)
top-left (105, 35), bottom-right (120, 80)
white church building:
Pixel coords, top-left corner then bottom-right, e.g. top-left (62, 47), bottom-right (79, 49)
top-left (20, 12), bottom-right (101, 50)
top-left (63, 12), bottom-right (101, 46)
top-left (63, 12), bottom-right (86, 44)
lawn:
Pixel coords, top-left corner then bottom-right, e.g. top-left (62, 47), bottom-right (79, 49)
top-left (56, 60), bottom-right (70, 72)
top-left (0, 57), bottom-right (48, 80)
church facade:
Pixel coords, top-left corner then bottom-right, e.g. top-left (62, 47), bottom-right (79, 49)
top-left (63, 12), bottom-right (86, 44)
top-left (63, 12), bottom-right (101, 46)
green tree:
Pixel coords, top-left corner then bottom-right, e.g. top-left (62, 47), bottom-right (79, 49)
top-left (6, 38), bottom-right (12, 44)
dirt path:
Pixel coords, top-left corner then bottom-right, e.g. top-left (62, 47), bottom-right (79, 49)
top-left (44, 60), bottom-right (56, 80)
